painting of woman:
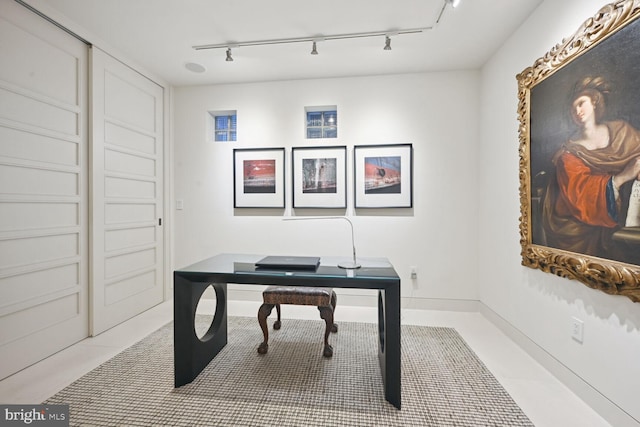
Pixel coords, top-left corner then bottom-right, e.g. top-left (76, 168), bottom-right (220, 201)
top-left (542, 76), bottom-right (640, 264)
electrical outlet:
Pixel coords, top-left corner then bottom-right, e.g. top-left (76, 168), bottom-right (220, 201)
top-left (176, 199), bottom-right (184, 210)
top-left (570, 317), bottom-right (584, 343)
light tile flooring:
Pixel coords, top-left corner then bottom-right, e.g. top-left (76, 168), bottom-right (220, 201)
top-left (0, 300), bottom-right (612, 427)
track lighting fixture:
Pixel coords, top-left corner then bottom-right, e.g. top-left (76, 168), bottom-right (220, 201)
top-left (195, 27), bottom-right (430, 61)
top-left (196, 2), bottom-right (462, 62)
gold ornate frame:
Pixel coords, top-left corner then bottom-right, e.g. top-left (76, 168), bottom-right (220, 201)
top-left (517, 1), bottom-right (640, 302)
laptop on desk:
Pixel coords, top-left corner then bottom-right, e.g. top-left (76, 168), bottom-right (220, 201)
top-left (255, 255), bottom-right (321, 271)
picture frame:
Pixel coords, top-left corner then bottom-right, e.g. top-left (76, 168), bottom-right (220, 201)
top-left (353, 144), bottom-right (413, 208)
top-left (233, 148), bottom-right (285, 208)
top-left (292, 146), bottom-right (347, 208)
top-left (517, 1), bottom-right (640, 302)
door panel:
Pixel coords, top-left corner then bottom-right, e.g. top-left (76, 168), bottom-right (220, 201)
top-left (90, 47), bottom-right (164, 335)
top-left (0, 0), bottom-right (88, 380)
top-left (0, 126), bottom-right (79, 166)
top-left (0, 87), bottom-right (79, 133)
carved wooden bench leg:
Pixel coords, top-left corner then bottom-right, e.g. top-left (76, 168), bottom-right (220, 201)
top-left (318, 305), bottom-right (334, 358)
top-left (318, 292), bottom-right (338, 333)
top-left (330, 290), bottom-right (338, 333)
top-left (273, 303), bottom-right (282, 330)
top-left (257, 303), bottom-right (274, 354)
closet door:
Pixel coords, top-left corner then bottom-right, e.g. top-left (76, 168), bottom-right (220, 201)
top-left (90, 47), bottom-right (164, 335)
top-left (0, 1), bottom-right (89, 379)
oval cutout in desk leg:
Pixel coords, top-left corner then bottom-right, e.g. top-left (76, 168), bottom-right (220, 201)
top-left (194, 285), bottom-right (216, 340)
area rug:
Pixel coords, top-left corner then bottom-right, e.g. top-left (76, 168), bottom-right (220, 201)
top-left (45, 316), bottom-right (533, 426)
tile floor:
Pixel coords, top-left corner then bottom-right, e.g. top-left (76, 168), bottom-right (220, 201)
top-left (0, 300), bottom-right (612, 427)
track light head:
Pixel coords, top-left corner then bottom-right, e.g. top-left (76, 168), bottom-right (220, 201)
top-left (383, 36), bottom-right (392, 51)
top-left (311, 41), bottom-right (318, 55)
top-left (225, 48), bottom-right (233, 62)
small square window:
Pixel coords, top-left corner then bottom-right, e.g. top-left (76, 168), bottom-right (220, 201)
top-left (305, 106), bottom-right (337, 139)
top-left (209, 111), bottom-right (237, 142)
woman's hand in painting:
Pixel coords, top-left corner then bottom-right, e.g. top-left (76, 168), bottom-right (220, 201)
top-left (613, 156), bottom-right (640, 188)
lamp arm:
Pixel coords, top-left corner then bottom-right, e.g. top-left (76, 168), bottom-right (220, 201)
top-left (341, 217), bottom-right (357, 266)
top-left (282, 216), bottom-right (360, 269)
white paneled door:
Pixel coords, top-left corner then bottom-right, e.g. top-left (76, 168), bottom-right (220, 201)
top-left (0, 0), bottom-right (89, 379)
top-left (90, 48), bottom-right (164, 335)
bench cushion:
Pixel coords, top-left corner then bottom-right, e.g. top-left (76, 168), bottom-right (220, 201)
top-left (263, 286), bottom-right (333, 306)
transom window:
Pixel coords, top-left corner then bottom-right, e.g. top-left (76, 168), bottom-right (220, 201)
top-left (209, 111), bottom-right (237, 142)
top-left (306, 106), bottom-right (337, 139)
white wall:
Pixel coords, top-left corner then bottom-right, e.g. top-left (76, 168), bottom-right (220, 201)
top-left (479, 0), bottom-right (640, 425)
top-left (173, 71), bottom-right (480, 306)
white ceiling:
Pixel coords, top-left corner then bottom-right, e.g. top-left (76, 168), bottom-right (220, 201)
top-left (24, 0), bottom-right (542, 87)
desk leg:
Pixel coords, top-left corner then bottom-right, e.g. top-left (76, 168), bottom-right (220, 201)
top-left (174, 274), bottom-right (228, 387)
top-left (378, 287), bottom-right (401, 409)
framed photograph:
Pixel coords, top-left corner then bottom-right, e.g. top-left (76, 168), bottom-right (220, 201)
top-left (233, 148), bottom-right (285, 208)
top-left (517, 1), bottom-right (640, 302)
top-left (353, 144), bottom-right (413, 208)
top-left (292, 146), bottom-right (347, 208)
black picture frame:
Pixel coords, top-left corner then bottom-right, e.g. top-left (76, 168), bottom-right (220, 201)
top-left (233, 148), bottom-right (285, 208)
top-left (353, 143), bottom-right (413, 208)
top-left (292, 146), bottom-right (347, 209)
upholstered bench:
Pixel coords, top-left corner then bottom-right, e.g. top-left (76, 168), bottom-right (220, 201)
top-left (257, 286), bottom-right (338, 357)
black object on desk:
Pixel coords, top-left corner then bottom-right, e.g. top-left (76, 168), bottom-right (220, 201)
top-left (173, 253), bottom-right (402, 409)
top-left (254, 255), bottom-right (320, 270)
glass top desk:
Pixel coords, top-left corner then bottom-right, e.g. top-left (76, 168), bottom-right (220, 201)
top-left (174, 253), bottom-right (402, 409)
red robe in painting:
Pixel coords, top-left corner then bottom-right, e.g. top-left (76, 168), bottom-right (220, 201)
top-left (542, 120), bottom-right (640, 262)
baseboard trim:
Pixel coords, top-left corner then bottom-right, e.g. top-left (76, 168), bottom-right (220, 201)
top-left (479, 303), bottom-right (638, 427)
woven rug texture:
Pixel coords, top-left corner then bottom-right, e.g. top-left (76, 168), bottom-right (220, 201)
top-left (45, 316), bottom-right (533, 426)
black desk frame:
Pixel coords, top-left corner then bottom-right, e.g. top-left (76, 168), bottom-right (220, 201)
top-left (173, 254), bottom-right (401, 409)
